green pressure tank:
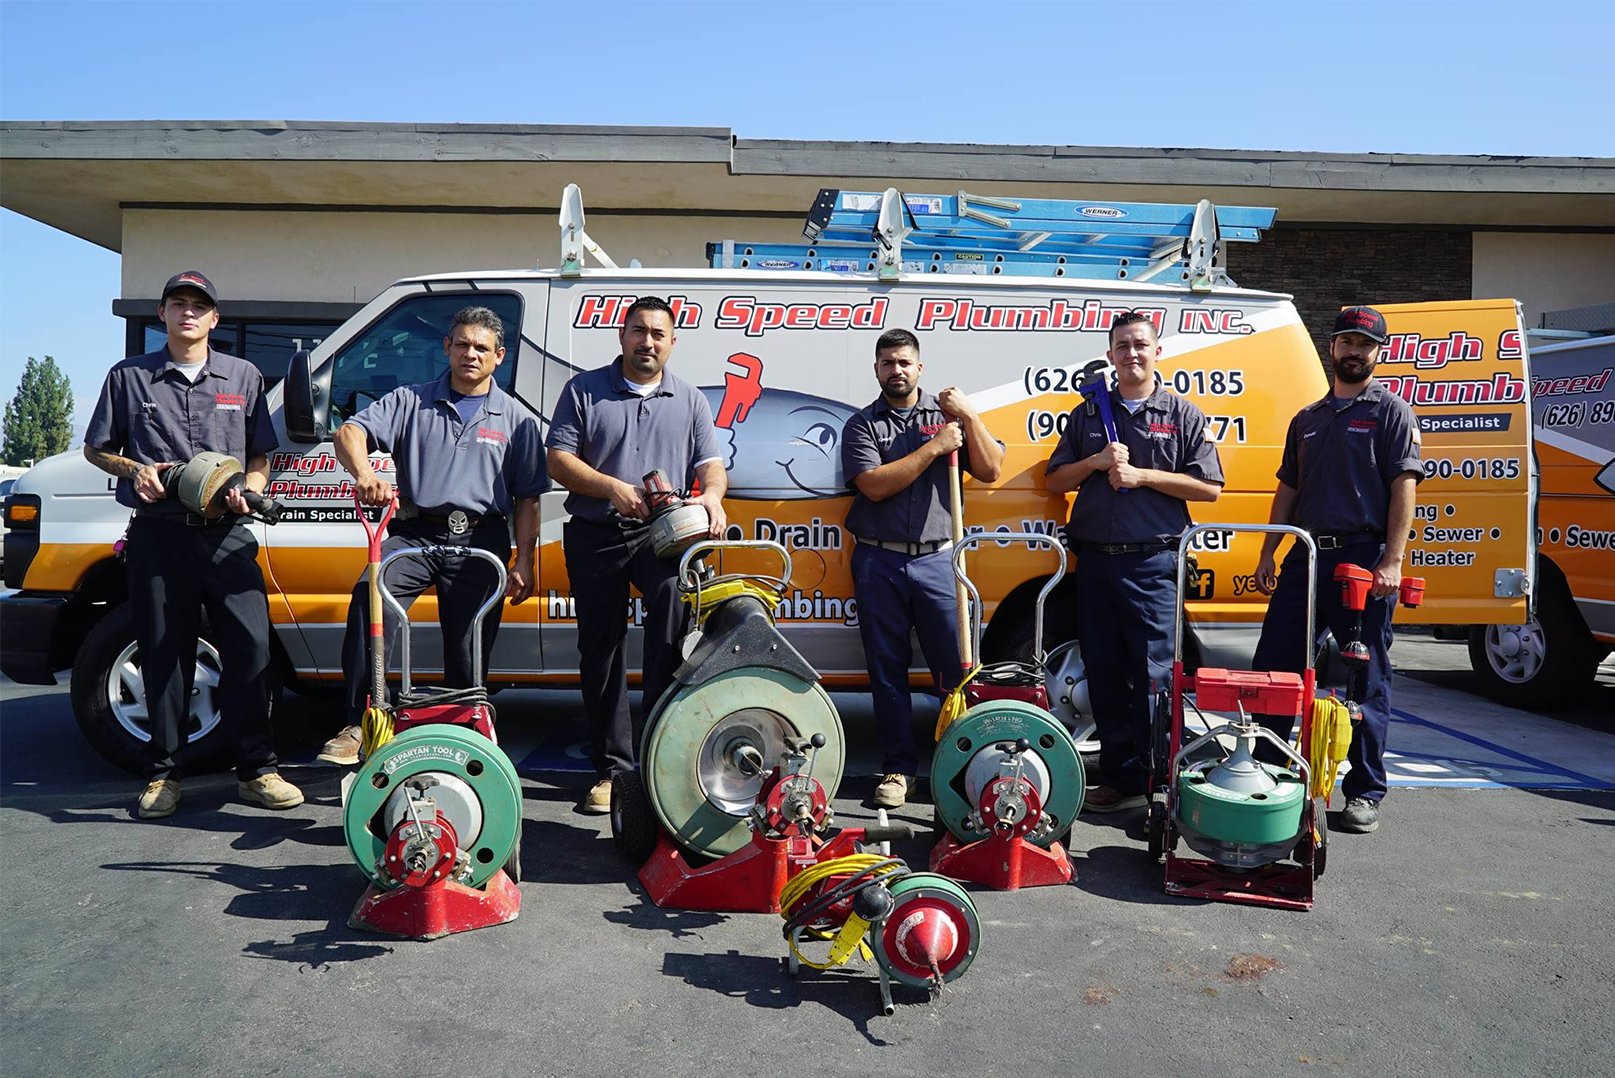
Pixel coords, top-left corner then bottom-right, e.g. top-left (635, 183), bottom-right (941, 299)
top-left (1175, 736), bottom-right (1304, 862)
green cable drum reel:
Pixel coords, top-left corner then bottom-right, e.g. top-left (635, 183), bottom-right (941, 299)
top-left (931, 698), bottom-right (1084, 847)
top-left (633, 540), bottom-right (846, 861)
top-left (343, 723), bottom-right (523, 890)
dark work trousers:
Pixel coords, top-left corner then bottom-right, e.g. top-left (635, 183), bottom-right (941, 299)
top-left (562, 517), bottom-right (687, 778)
top-left (341, 517), bottom-right (511, 725)
top-left (1251, 539), bottom-right (1395, 803)
top-left (124, 515), bottom-right (278, 782)
top-left (1074, 547), bottom-right (1177, 796)
top-left (850, 543), bottom-right (965, 777)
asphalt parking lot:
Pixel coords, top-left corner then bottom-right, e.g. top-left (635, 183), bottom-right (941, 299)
top-left (1, 633), bottom-right (1611, 1077)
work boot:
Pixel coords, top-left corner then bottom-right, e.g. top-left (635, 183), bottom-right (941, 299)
top-left (1083, 785), bottom-right (1147, 814)
top-left (238, 772), bottom-right (305, 810)
top-left (1339, 797), bottom-right (1381, 834)
top-left (137, 778), bottom-right (181, 819)
top-left (582, 778), bottom-right (612, 815)
top-left (317, 725), bottom-right (363, 767)
top-left (872, 774), bottom-right (911, 809)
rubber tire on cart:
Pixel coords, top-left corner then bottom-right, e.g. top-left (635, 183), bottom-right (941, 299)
top-left (610, 770), bottom-right (658, 863)
top-left (1467, 566), bottom-right (1600, 711)
top-left (1146, 800), bottom-right (1168, 862)
top-left (68, 603), bottom-right (279, 775)
top-left (503, 816), bottom-right (523, 884)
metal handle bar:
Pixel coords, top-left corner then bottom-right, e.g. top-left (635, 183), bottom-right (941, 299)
top-left (950, 531), bottom-right (1067, 666)
top-left (1174, 523), bottom-right (1315, 668)
top-left (1171, 720), bottom-right (1312, 790)
top-left (677, 539), bottom-right (793, 625)
top-left (377, 545), bottom-right (509, 696)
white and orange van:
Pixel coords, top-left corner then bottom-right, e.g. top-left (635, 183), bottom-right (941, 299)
top-left (0, 189), bottom-right (1539, 770)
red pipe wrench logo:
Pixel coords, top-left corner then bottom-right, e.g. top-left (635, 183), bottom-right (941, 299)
top-left (716, 352), bottom-right (764, 429)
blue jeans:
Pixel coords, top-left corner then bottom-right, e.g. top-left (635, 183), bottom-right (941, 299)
top-left (851, 543), bottom-right (965, 775)
top-left (1251, 540), bottom-right (1394, 803)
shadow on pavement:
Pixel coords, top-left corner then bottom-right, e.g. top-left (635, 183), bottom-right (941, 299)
top-left (661, 948), bottom-right (910, 1044)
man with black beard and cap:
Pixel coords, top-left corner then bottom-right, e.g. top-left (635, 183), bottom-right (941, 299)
top-left (1248, 306), bottom-right (1423, 835)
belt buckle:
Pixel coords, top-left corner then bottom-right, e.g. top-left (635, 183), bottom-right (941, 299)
top-left (1315, 534), bottom-right (1340, 551)
top-left (447, 510), bottom-right (470, 536)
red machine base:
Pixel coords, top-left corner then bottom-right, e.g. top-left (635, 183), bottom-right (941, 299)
top-left (638, 830), bottom-right (799, 913)
top-left (349, 869), bottom-right (521, 940)
top-left (928, 832), bottom-right (1073, 890)
top-left (1163, 854), bottom-right (1314, 912)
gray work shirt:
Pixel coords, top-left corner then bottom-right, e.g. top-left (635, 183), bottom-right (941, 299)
top-left (1045, 385), bottom-right (1224, 545)
top-left (545, 358), bottom-right (721, 524)
top-left (85, 348), bottom-right (277, 515)
top-left (842, 391), bottom-right (970, 544)
top-left (1278, 379), bottom-right (1422, 535)
top-left (347, 374), bottom-right (546, 517)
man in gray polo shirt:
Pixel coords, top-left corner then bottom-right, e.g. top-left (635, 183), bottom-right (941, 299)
top-left (84, 270), bottom-right (303, 819)
top-left (842, 328), bottom-right (1004, 809)
top-left (324, 306), bottom-right (545, 765)
top-left (546, 295), bottom-right (727, 814)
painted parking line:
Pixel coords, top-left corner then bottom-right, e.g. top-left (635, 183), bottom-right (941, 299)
top-left (1385, 708), bottom-right (1614, 791)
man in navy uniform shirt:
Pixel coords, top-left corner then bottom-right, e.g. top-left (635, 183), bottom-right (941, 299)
top-left (84, 271), bottom-right (304, 819)
top-left (324, 306), bottom-right (545, 765)
top-left (546, 296), bottom-right (727, 814)
top-left (1251, 305), bottom-right (1422, 834)
top-left (842, 328), bottom-right (1004, 809)
top-left (1045, 312), bottom-right (1224, 813)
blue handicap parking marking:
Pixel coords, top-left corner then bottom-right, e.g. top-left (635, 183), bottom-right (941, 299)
top-left (1384, 708), bottom-right (1615, 791)
top-left (513, 735), bottom-right (592, 774)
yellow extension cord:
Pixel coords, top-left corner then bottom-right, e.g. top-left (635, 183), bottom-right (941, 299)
top-left (933, 666), bottom-right (982, 741)
top-left (778, 854), bottom-right (907, 970)
top-left (1304, 694), bottom-right (1355, 802)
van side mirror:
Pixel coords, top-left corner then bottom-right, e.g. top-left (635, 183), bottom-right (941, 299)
top-left (283, 349), bottom-right (331, 444)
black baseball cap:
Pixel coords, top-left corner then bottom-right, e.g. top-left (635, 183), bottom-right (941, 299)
top-left (1331, 305), bottom-right (1387, 343)
top-left (160, 270), bottom-right (218, 306)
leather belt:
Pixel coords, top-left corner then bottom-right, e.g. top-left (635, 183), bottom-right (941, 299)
top-left (1079, 541), bottom-right (1174, 556)
top-left (134, 508), bottom-right (236, 528)
top-left (403, 510), bottom-right (503, 536)
top-left (1310, 531), bottom-right (1384, 551)
top-left (857, 536), bottom-right (953, 556)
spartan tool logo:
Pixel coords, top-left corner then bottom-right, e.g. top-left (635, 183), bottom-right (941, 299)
top-left (701, 353), bottom-right (857, 500)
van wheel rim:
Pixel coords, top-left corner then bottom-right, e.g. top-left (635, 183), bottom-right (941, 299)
top-left (1484, 621), bottom-right (1545, 684)
top-left (106, 638), bottom-right (225, 744)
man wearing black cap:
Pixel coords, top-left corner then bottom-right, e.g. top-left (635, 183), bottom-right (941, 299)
top-left (84, 271), bottom-right (303, 819)
top-left (1249, 305), bottom-right (1422, 834)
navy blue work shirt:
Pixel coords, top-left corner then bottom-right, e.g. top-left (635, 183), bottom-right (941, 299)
top-left (842, 391), bottom-right (972, 544)
top-left (1278, 379), bottom-right (1422, 535)
top-left (545, 358), bottom-right (722, 524)
top-left (1045, 384), bottom-right (1224, 546)
top-left (85, 348), bottom-right (277, 515)
top-left (347, 374), bottom-right (547, 517)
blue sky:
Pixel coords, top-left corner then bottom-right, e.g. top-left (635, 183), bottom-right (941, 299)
top-left (2, 0), bottom-right (1611, 432)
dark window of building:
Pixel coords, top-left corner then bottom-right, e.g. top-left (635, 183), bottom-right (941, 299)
top-left (138, 319), bottom-right (341, 386)
top-left (326, 293), bottom-right (521, 427)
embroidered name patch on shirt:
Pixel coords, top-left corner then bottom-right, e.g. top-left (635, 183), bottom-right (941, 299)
top-left (215, 393), bottom-right (245, 411)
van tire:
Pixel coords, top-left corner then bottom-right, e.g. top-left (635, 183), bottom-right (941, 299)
top-left (69, 604), bottom-right (278, 775)
top-left (1466, 570), bottom-right (1598, 710)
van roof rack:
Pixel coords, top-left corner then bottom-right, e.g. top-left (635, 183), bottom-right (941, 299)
top-left (707, 187), bottom-right (1277, 290)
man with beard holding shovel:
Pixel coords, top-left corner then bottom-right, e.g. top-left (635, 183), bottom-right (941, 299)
top-left (842, 329), bottom-right (1003, 810)
top-left (1249, 306), bottom-right (1422, 835)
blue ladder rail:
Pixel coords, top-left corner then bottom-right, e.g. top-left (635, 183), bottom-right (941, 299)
top-left (710, 188), bottom-right (1277, 288)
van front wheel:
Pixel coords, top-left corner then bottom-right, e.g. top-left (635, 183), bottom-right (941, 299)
top-left (69, 604), bottom-right (236, 774)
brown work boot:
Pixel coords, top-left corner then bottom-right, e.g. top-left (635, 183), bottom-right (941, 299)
top-left (872, 774), bottom-right (911, 809)
top-left (317, 725), bottom-right (363, 767)
top-left (581, 778), bottom-right (612, 815)
top-left (238, 772), bottom-right (305, 810)
top-left (1083, 785), bottom-right (1147, 814)
top-left (137, 778), bottom-right (181, 819)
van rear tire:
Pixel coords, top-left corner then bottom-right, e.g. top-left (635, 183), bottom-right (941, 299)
top-left (1467, 572), bottom-right (1598, 711)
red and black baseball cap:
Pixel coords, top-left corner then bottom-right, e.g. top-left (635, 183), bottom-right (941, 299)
top-left (1331, 305), bottom-right (1387, 343)
top-left (160, 270), bottom-right (219, 306)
